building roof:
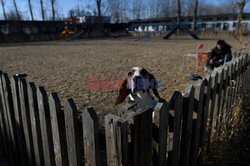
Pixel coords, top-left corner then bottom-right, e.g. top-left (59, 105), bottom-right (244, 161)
top-left (129, 13), bottom-right (250, 23)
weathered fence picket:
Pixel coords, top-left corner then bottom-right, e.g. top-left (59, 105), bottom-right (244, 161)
top-left (118, 105), bottom-right (153, 166)
top-left (105, 114), bottom-right (128, 166)
top-left (0, 72), bottom-right (16, 165)
top-left (10, 75), bottom-right (27, 166)
top-left (19, 78), bottom-right (35, 165)
top-left (82, 107), bottom-right (100, 166)
top-left (152, 102), bottom-right (169, 166)
top-left (64, 99), bottom-right (82, 166)
top-left (0, 53), bottom-right (249, 166)
top-left (28, 82), bottom-right (44, 166)
top-left (37, 87), bottom-right (56, 166)
top-left (49, 92), bottom-right (68, 166)
top-left (190, 81), bottom-right (205, 166)
top-left (180, 85), bottom-right (195, 166)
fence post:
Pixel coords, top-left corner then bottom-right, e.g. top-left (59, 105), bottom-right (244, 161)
top-left (105, 114), bottom-right (129, 166)
top-left (19, 78), bottom-right (35, 165)
top-left (64, 99), bottom-right (82, 166)
top-left (118, 105), bottom-right (153, 166)
top-left (49, 92), bottom-right (68, 166)
top-left (190, 81), bottom-right (205, 166)
top-left (28, 82), bottom-right (44, 166)
top-left (10, 75), bottom-right (27, 166)
top-left (37, 87), bottom-right (56, 166)
top-left (152, 102), bottom-right (169, 166)
top-left (82, 107), bottom-right (100, 166)
top-left (180, 85), bottom-right (195, 166)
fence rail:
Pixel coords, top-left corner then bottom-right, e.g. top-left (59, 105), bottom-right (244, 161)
top-left (0, 53), bottom-right (249, 166)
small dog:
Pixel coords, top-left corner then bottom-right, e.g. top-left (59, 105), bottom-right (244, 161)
top-left (115, 67), bottom-right (163, 110)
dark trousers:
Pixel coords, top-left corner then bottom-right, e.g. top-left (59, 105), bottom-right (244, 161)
top-left (205, 60), bottom-right (223, 70)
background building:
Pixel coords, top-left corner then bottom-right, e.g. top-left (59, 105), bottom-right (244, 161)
top-left (129, 13), bottom-right (250, 32)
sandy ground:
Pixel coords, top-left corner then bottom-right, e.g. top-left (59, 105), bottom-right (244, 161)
top-left (0, 36), bottom-right (249, 122)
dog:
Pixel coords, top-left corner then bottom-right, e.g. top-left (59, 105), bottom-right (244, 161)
top-left (115, 67), bottom-right (163, 110)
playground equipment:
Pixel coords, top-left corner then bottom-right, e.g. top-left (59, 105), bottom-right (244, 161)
top-left (134, 30), bottom-right (163, 42)
top-left (164, 24), bottom-right (199, 40)
top-left (182, 44), bottom-right (207, 71)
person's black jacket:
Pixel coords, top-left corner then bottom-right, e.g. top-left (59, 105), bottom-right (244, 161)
top-left (209, 44), bottom-right (232, 62)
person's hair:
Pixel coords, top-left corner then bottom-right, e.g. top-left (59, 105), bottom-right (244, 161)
top-left (217, 40), bottom-right (225, 46)
top-left (217, 40), bottom-right (231, 48)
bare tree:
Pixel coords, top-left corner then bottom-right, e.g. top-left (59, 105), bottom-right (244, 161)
top-left (40, 0), bottom-right (45, 21)
top-left (0, 0), bottom-right (7, 20)
top-left (236, 0), bottom-right (246, 36)
top-left (51, 0), bottom-right (56, 21)
top-left (96, 0), bottom-right (102, 23)
top-left (161, 0), bottom-right (170, 17)
top-left (132, 0), bottom-right (144, 20)
top-left (177, 0), bottom-right (181, 25)
top-left (12, 0), bottom-right (20, 20)
top-left (108, 0), bottom-right (120, 23)
top-left (192, 0), bottom-right (198, 31)
top-left (28, 0), bottom-right (34, 21)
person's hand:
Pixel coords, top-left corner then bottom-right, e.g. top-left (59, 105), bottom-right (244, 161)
top-left (209, 59), bottom-right (213, 64)
top-left (159, 98), bottom-right (166, 103)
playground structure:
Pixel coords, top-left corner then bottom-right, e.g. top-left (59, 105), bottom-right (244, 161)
top-left (164, 24), bottom-right (199, 40)
top-left (134, 30), bottom-right (163, 42)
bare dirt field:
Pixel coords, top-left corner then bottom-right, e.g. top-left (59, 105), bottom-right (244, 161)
top-left (0, 36), bottom-right (249, 123)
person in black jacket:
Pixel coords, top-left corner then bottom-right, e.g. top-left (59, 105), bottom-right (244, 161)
top-left (205, 40), bottom-right (232, 71)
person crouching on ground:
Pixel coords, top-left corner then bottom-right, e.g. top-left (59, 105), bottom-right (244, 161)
top-left (205, 40), bottom-right (232, 71)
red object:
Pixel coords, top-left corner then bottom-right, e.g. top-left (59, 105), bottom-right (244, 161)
top-left (66, 17), bottom-right (79, 23)
top-left (182, 44), bottom-right (204, 71)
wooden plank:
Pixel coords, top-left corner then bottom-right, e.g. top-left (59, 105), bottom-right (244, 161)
top-left (18, 78), bottom-right (35, 165)
top-left (206, 72), bottom-right (218, 148)
top-left (28, 82), bottom-right (45, 166)
top-left (0, 72), bottom-right (15, 164)
top-left (49, 92), bottom-right (68, 166)
top-left (64, 99), bottom-right (81, 166)
top-left (37, 87), bottom-right (56, 166)
top-left (180, 85), bottom-right (195, 166)
top-left (198, 76), bottom-right (212, 164)
top-left (152, 102), bottom-right (169, 166)
top-left (0, 71), bottom-right (9, 159)
top-left (190, 81), bottom-right (205, 166)
top-left (2, 73), bottom-right (21, 165)
top-left (214, 69), bottom-right (224, 132)
top-left (118, 105), bottom-right (153, 166)
top-left (231, 60), bottom-right (238, 105)
top-left (217, 66), bottom-right (229, 132)
top-left (10, 75), bottom-right (27, 166)
top-left (167, 92), bottom-right (183, 166)
top-left (105, 114), bottom-right (128, 166)
top-left (82, 107), bottom-right (100, 166)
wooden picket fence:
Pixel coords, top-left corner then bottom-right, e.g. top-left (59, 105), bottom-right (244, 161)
top-left (0, 53), bottom-right (249, 166)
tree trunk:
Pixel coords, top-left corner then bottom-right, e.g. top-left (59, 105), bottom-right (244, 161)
top-left (51, 0), bottom-right (55, 21)
top-left (177, 0), bottom-right (181, 25)
top-left (0, 0), bottom-right (7, 20)
top-left (12, 0), bottom-right (20, 20)
top-left (40, 0), bottom-right (45, 21)
top-left (28, 0), bottom-right (34, 21)
top-left (192, 0), bottom-right (199, 31)
top-left (96, 0), bottom-right (103, 37)
top-left (236, 0), bottom-right (245, 36)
